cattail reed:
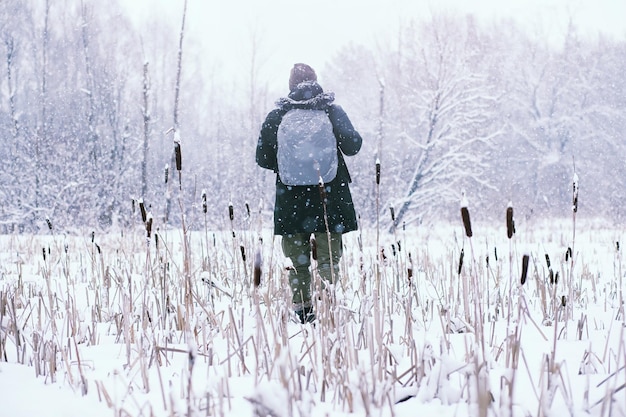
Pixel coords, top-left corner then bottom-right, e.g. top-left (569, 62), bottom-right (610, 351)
top-left (572, 172), bottom-right (579, 213)
top-left (461, 207), bottom-right (472, 238)
top-left (146, 213), bottom-right (153, 239)
top-left (546, 253), bottom-right (556, 284)
top-left (375, 157), bottom-right (381, 185)
top-left (174, 140), bottom-right (182, 172)
top-left (253, 239), bottom-right (262, 287)
top-left (521, 254), bottom-right (529, 285)
top-left (139, 199), bottom-right (147, 223)
top-left (174, 133), bottom-right (182, 190)
top-left (460, 194), bottom-right (472, 238)
top-left (228, 202), bottom-right (235, 238)
top-left (506, 203), bottom-right (515, 239)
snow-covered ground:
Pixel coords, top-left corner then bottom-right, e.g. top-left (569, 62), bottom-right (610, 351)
top-left (0, 218), bottom-right (624, 416)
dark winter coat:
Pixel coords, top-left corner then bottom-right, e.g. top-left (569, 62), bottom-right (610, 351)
top-left (256, 81), bottom-right (362, 236)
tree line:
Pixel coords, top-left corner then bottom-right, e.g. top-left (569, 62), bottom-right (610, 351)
top-left (1, 1), bottom-right (624, 234)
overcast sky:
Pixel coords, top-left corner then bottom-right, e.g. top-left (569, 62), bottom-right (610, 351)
top-left (124, 0), bottom-right (626, 91)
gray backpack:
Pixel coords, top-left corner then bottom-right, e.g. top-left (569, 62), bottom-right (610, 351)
top-left (277, 109), bottom-right (338, 186)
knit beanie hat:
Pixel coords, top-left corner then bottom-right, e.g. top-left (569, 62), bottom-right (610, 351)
top-left (289, 63), bottom-right (317, 91)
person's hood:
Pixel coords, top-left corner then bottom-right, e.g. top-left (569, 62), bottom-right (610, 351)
top-left (276, 81), bottom-right (335, 110)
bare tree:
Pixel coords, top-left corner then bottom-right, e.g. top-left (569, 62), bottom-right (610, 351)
top-left (389, 15), bottom-right (501, 228)
top-left (498, 24), bottom-right (626, 218)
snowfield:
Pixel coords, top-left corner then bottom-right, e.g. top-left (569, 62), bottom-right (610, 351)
top-left (0, 218), bottom-right (624, 417)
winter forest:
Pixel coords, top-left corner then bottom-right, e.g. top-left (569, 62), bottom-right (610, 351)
top-left (1, 0), bottom-right (625, 234)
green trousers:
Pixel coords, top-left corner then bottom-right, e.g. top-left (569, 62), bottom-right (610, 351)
top-left (281, 232), bottom-right (343, 307)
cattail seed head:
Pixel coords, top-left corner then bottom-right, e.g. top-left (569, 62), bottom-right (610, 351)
top-left (458, 248), bottom-right (464, 275)
top-left (375, 158), bottom-right (381, 185)
top-left (253, 260), bottom-right (261, 287)
top-left (174, 139), bottom-right (182, 172)
top-left (506, 203), bottom-right (515, 239)
top-left (616, 241), bottom-right (620, 252)
top-left (228, 202), bottom-right (234, 221)
top-left (164, 164), bottom-right (169, 184)
top-left (545, 254), bottom-right (551, 269)
top-left (240, 245), bottom-right (246, 262)
top-left (521, 254), bottom-right (529, 285)
top-left (245, 201), bottom-right (250, 217)
top-left (389, 206), bottom-right (395, 222)
top-left (42, 247), bottom-right (46, 261)
top-left (494, 247), bottom-right (498, 262)
top-left (146, 213), bottom-right (153, 239)
top-left (91, 231), bottom-right (95, 243)
top-left (572, 172), bottom-right (579, 213)
top-left (407, 252), bottom-right (413, 281)
top-left (45, 217), bottom-right (53, 231)
top-left (461, 207), bottom-right (472, 238)
top-left (139, 199), bottom-right (147, 223)
top-left (201, 189), bottom-right (207, 214)
top-left (253, 239), bottom-right (262, 287)
top-left (460, 192), bottom-right (473, 238)
top-left (566, 247), bottom-right (572, 262)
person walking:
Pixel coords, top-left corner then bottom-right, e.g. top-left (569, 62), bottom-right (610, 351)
top-left (256, 63), bottom-right (362, 324)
